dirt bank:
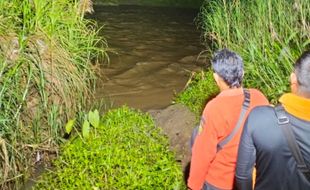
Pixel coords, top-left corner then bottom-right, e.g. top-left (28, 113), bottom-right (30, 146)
top-left (148, 104), bottom-right (198, 180)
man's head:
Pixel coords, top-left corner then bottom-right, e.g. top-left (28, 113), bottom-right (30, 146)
top-left (211, 48), bottom-right (244, 90)
top-left (291, 50), bottom-right (310, 98)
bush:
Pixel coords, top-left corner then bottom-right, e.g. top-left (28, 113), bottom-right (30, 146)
top-left (199, 0), bottom-right (310, 103)
top-left (174, 70), bottom-right (219, 116)
top-left (34, 107), bottom-right (185, 190)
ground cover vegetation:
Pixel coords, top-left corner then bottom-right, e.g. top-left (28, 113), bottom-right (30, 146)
top-left (34, 106), bottom-right (185, 189)
top-left (175, 70), bottom-right (219, 116)
top-left (198, 0), bottom-right (310, 103)
top-left (0, 0), bottom-right (106, 189)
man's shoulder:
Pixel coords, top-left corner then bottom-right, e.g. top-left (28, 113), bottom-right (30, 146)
top-left (246, 105), bottom-right (277, 127)
top-left (202, 97), bottom-right (219, 114)
top-left (249, 105), bottom-right (275, 117)
top-left (203, 94), bottom-right (227, 111)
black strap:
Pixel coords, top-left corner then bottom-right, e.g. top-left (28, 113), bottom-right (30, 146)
top-left (275, 105), bottom-right (310, 182)
top-left (217, 88), bottom-right (251, 152)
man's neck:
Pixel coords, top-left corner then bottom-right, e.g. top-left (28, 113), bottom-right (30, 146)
top-left (220, 86), bottom-right (242, 92)
top-left (296, 90), bottom-right (310, 99)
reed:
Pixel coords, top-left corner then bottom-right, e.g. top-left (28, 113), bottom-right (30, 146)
top-left (0, 0), bottom-right (107, 189)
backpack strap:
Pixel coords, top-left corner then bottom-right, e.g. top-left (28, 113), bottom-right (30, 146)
top-left (275, 105), bottom-right (310, 182)
top-left (217, 88), bottom-right (251, 152)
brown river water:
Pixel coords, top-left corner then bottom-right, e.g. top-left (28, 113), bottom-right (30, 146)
top-left (92, 5), bottom-right (205, 111)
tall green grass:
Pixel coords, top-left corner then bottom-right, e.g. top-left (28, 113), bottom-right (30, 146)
top-left (0, 0), bottom-right (107, 189)
top-left (199, 0), bottom-right (310, 103)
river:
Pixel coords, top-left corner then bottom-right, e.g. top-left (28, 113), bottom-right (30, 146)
top-left (92, 5), bottom-right (205, 111)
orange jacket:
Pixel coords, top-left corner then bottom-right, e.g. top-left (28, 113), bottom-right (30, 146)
top-left (188, 88), bottom-right (268, 190)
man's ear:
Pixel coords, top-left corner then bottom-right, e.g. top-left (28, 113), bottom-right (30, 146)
top-left (213, 72), bottom-right (220, 86)
top-left (290, 72), bottom-right (297, 84)
top-left (290, 72), bottom-right (298, 93)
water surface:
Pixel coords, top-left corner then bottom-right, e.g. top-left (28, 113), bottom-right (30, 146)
top-left (93, 5), bottom-right (205, 110)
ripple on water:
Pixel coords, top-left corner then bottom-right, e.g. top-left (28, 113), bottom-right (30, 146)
top-left (92, 5), bottom-right (205, 110)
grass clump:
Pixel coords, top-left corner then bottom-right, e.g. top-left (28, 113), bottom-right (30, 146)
top-left (0, 0), bottom-right (106, 188)
top-left (34, 106), bottom-right (185, 190)
top-left (175, 70), bottom-right (219, 116)
top-left (199, 0), bottom-right (310, 103)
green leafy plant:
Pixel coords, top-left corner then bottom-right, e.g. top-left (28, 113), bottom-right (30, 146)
top-left (34, 106), bottom-right (185, 190)
top-left (88, 109), bottom-right (100, 129)
top-left (82, 120), bottom-right (90, 139)
top-left (65, 119), bottom-right (76, 134)
top-left (65, 109), bottom-right (101, 139)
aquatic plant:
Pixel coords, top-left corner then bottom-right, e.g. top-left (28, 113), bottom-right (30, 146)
top-left (0, 0), bottom-right (107, 188)
top-left (199, 0), bottom-right (310, 103)
top-left (34, 107), bottom-right (185, 190)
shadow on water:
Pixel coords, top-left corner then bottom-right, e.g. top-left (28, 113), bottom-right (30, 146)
top-left (91, 5), bottom-right (206, 111)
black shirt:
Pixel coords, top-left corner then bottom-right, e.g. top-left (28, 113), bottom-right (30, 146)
top-left (235, 106), bottom-right (310, 190)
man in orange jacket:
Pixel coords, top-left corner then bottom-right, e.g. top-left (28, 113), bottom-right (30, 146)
top-left (188, 49), bottom-right (269, 190)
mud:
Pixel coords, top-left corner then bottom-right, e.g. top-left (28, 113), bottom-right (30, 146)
top-left (149, 104), bottom-right (198, 176)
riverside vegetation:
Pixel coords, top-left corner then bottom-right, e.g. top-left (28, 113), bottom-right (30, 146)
top-left (198, 0), bottom-right (310, 103)
top-left (0, 0), bottom-right (107, 189)
top-left (175, 70), bottom-right (219, 116)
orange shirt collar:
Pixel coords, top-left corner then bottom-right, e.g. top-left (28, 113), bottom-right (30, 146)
top-left (279, 93), bottom-right (310, 121)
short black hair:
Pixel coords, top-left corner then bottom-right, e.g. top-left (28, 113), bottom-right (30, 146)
top-left (211, 48), bottom-right (244, 88)
top-left (294, 50), bottom-right (310, 92)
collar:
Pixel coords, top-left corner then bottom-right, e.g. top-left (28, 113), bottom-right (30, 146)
top-left (279, 93), bottom-right (310, 121)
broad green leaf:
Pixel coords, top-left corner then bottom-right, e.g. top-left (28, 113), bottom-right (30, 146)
top-left (88, 109), bottom-right (100, 128)
top-left (82, 120), bottom-right (90, 139)
top-left (65, 119), bottom-right (75, 134)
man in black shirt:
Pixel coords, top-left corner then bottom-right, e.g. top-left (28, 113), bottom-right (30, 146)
top-left (235, 50), bottom-right (310, 190)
